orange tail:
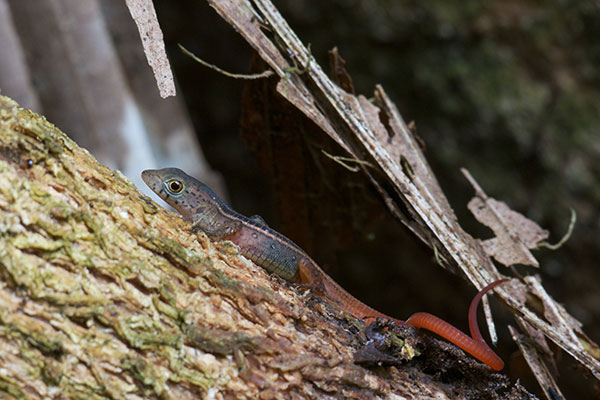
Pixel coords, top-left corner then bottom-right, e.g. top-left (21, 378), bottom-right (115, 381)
top-left (404, 279), bottom-right (507, 371)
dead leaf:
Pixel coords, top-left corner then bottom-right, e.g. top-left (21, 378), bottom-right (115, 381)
top-left (464, 169), bottom-right (549, 267)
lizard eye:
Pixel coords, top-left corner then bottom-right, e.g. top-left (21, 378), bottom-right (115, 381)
top-left (165, 179), bottom-right (184, 196)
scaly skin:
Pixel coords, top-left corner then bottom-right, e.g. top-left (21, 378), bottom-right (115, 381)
top-left (142, 168), bottom-right (505, 370)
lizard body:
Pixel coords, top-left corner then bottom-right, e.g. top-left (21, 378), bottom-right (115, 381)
top-left (142, 168), bottom-right (505, 371)
top-left (142, 168), bottom-right (390, 321)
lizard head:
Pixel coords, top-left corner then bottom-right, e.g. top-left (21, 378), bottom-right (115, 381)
top-left (141, 168), bottom-right (224, 220)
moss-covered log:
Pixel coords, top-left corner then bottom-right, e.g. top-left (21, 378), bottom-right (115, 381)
top-left (0, 96), bottom-right (532, 399)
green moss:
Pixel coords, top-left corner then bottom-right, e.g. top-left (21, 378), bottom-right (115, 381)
top-left (0, 376), bottom-right (25, 399)
top-left (10, 323), bottom-right (64, 358)
top-left (210, 268), bottom-right (239, 291)
top-left (102, 311), bottom-right (183, 350)
top-left (152, 295), bottom-right (180, 321)
top-left (164, 347), bottom-right (212, 390)
top-left (121, 357), bottom-right (166, 394)
top-left (138, 232), bottom-right (212, 271)
top-left (184, 324), bottom-right (257, 356)
top-left (41, 359), bottom-right (64, 386)
top-left (123, 350), bottom-right (212, 394)
top-left (0, 97), bottom-right (71, 158)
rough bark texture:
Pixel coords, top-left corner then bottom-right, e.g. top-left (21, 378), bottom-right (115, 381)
top-left (0, 96), bottom-right (534, 399)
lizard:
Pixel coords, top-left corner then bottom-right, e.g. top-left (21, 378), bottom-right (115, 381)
top-left (142, 167), bottom-right (506, 371)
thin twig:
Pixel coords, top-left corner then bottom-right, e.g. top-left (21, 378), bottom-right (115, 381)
top-left (537, 209), bottom-right (576, 250)
top-left (321, 149), bottom-right (373, 172)
top-left (178, 44), bottom-right (274, 80)
top-left (284, 43), bottom-right (312, 75)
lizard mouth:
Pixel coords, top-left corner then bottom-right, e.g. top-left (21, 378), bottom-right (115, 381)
top-left (141, 170), bottom-right (165, 198)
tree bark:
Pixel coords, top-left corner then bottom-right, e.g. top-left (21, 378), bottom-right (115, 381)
top-left (0, 96), bottom-right (532, 399)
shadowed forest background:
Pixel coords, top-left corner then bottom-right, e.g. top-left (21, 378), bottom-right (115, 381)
top-left (1, 0), bottom-right (599, 397)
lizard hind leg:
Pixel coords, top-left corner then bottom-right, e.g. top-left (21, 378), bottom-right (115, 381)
top-left (295, 257), bottom-right (363, 319)
top-left (295, 257), bottom-right (380, 322)
top-left (296, 257), bottom-right (328, 296)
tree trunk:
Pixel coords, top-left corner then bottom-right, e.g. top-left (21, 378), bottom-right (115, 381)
top-left (0, 96), bottom-right (532, 399)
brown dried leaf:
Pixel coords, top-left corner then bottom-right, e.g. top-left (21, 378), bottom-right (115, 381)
top-left (328, 47), bottom-right (355, 94)
top-left (465, 170), bottom-right (549, 267)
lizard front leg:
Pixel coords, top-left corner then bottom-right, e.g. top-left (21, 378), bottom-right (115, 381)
top-left (190, 213), bottom-right (242, 238)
